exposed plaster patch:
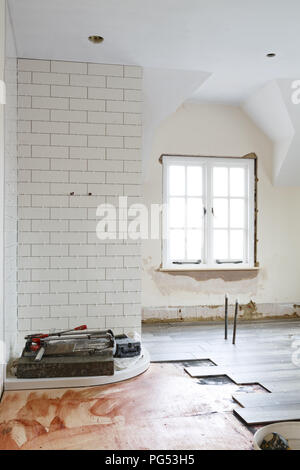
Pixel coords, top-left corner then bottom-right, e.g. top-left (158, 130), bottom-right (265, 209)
top-left (143, 259), bottom-right (259, 297)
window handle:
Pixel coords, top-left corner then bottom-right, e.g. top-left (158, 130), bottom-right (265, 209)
top-left (216, 260), bottom-right (243, 264)
top-left (173, 260), bottom-right (202, 265)
top-left (203, 207), bottom-right (207, 216)
top-left (211, 207), bottom-right (214, 216)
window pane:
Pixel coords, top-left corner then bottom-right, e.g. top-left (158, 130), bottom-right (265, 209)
top-left (169, 165), bottom-right (185, 196)
top-left (230, 230), bottom-right (244, 259)
top-left (187, 198), bottom-right (203, 228)
top-left (187, 166), bottom-right (202, 196)
top-left (169, 229), bottom-right (185, 260)
top-left (213, 230), bottom-right (228, 260)
top-left (230, 167), bottom-right (245, 197)
top-left (187, 230), bottom-right (202, 260)
top-left (213, 198), bottom-right (228, 228)
top-left (169, 197), bottom-right (185, 228)
top-left (230, 199), bottom-right (245, 228)
top-left (213, 167), bottom-right (228, 197)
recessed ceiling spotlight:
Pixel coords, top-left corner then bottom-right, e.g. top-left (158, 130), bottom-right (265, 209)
top-left (266, 53), bottom-right (276, 58)
top-left (88, 35), bottom-right (104, 44)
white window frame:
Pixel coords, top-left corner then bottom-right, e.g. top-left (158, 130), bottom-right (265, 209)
top-left (162, 155), bottom-right (255, 270)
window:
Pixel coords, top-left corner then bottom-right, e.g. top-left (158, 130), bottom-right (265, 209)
top-left (162, 155), bottom-right (255, 269)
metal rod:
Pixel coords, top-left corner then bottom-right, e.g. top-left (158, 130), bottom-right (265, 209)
top-left (232, 299), bottom-right (239, 345)
top-left (225, 294), bottom-right (228, 340)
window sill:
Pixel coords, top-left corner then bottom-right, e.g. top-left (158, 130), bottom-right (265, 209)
top-left (159, 266), bottom-right (259, 273)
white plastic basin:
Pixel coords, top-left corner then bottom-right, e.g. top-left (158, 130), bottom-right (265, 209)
top-left (254, 422), bottom-right (300, 450)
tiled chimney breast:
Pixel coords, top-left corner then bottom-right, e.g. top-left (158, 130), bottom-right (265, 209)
top-left (17, 59), bottom-right (142, 345)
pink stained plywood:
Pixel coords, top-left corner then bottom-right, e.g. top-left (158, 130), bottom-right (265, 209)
top-left (0, 363), bottom-right (253, 450)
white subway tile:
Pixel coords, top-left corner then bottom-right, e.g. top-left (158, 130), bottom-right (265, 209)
top-left (106, 148), bottom-right (141, 160)
top-left (88, 304), bottom-right (123, 317)
top-left (124, 280), bottom-right (141, 291)
top-left (88, 63), bottom-right (123, 76)
top-left (19, 158), bottom-right (50, 171)
top-left (69, 268), bottom-right (105, 280)
top-left (50, 232), bottom-right (87, 244)
top-left (19, 182), bottom-right (50, 194)
top-left (19, 306), bottom-right (50, 318)
top-left (19, 108), bottom-right (50, 121)
top-left (18, 96), bottom-right (32, 108)
top-left (107, 77), bottom-right (142, 90)
top-left (31, 317), bottom-right (69, 329)
top-left (70, 147), bottom-right (105, 159)
top-left (88, 160), bottom-right (123, 172)
top-left (69, 245), bottom-right (105, 257)
top-left (124, 137), bottom-right (142, 148)
top-left (70, 74), bottom-right (105, 87)
top-left (19, 133), bottom-right (50, 146)
top-left (51, 159), bottom-right (87, 171)
top-left (50, 257), bottom-right (87, 268)
top-left (70, 122), bottom-right (105, 135)
top-left (19, 59), bottom-right (50, 72)
top-left (51, 109), bottom-right (87, 122)
top-left (69, 195), bottom-right (106, 208)
top-left (51, 208), bottom-right (87, 220)
top-left (50, 281), bottom-right (86, 293)
top-left (32, 72), bottom-right (69, 85)
top-left (32, 96), bottom-right (69, 110)
top-left (70, 98), bottom-right (105, 111)
top-left (31, 220), bottom-right (68, 231)
top-left (32, 170), bottom-right (69, 183)
top-left (107, 124), bottom-right (141, 137)
top-left (124, 161), bottom-right (141, 172)
top-left (50, 305), bottom-right (87, 317)
top-left (18, 281), bottom-right (49, 294)
top-left (88, 111), bottom-right (123, 124)
top-left (88, 280), bottom-right (123, 293)
top-left (32, 269), bottom-right (69, 281)
top-left (51, 134), bottom-right (87, 147)
top-left (51, 61), bottom-right (87, 74)
top-left (19, 83), bottom-right (50, 96)
top-left (124, 113), bottom-right (142, 125)
top-left (106, 244), bottom-right (141, 256)
top-left (69, 171), bottom-right (105, 184)
top-left (106, 268), bottom-right (140, 280)
top-left (106, 100), bottom-right (142, 113)
top-left (124, 90), bottom-right (143, 101)
top-left (32, 145), bottom-right (69, 158)
top-left (18, 319), bottom-right (31, 330)
top-left (51, 85), bottom-right (87, 99)
top-left (19, 232), bottom-right (50, 244)
top-left (32, 121), bottom-right (69, 134)
top-left (106, 172), bottom-right (139, 184)
top-left (88, 135), bottom-right (123, 148)
top-left (31, 195), bottom-right (69, 207)
top-left (32, 244), bottom-right (68, 256)
top-left (87, 183), bottom-right (123, 196)
top-left (18, 257), bottom-right (50, 269)
top-left (68, 293), bottom-right (105, 305)
top-left (88, 87), bottom-right (123, 100)
top-left (88, 257), bottom-right (123, 268)
top-left (124, 184), bottom-right (141, 196)
top-left (124, 66), bottom-right (142, 78)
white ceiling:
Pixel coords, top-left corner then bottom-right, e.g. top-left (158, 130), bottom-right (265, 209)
top-left (8, 0), bottom-right (300, 103)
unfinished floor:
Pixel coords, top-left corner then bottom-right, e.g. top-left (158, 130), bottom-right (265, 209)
top-left (0, 319), bottom-right (300, 450)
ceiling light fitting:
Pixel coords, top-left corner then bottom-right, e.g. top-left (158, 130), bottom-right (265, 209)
top-left (88, 35), bottom-right (104, 44)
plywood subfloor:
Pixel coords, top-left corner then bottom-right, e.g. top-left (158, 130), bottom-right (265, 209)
top-left (143, 319), bottom-right (300, 425)
top-left (0, 363), bottom-right (254, 450)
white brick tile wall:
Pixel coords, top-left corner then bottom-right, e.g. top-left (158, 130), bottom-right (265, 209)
top-left (17, 59), bottom-right (142, 336)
